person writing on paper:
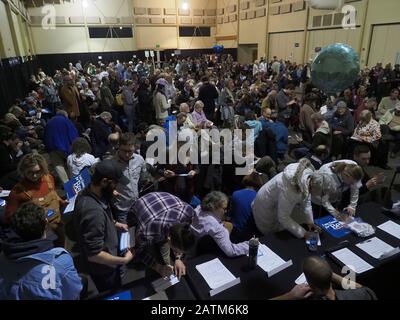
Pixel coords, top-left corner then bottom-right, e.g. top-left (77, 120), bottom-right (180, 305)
top-left (73, 160), bottom-right (134, 293)
top-left (275, 256), bottom-right (377, 300)
top-left (312, 160), bottom-right (363, 221)
top-left (133, 192), bottom-right (196, 279)
top-left (252, 158), bottom-right (326, 240)
top-left (191, 191), bottom-right (249, 257)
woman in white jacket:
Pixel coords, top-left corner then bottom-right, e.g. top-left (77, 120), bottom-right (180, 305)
top-left (252, 158), bottom-right (328, 239)
top-left (312, 160), bottom-right (364, 220)
top-left (67, 138), bottom-right (99, 178)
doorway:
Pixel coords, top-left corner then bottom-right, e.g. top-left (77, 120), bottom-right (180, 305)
top-left (238, 44), bottom-right (258, 64)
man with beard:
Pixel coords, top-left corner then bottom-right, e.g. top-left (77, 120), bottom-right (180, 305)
top-left (73, 160), bottom-right (134, 293)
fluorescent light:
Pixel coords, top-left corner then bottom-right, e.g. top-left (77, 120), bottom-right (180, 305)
top-left (182, 1), bottom-right (189, 10)
top-left (82, 0), bottom-right (89, 8)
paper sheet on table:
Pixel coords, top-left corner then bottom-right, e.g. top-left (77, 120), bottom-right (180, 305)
top-left (151, 275), bottom-right (180, 293)
top-left (195, 258), bottom-right (236, 290)
top-left (331, 248), bottom-right (374, 274)
top-left (63, 195), bottom-right (77, 214)
top-left (0, 190), bottom-right (11, 198)
top-left (257, 244), bottom-right (293, 277)
top-left (143, 291), bottom-right (168, 300)
top-left (295, 273), bottom-right (308, 285)
top-left (378, 221), bottom-right (400, 240)
top-left (356, 237), bottom-right (397, 259)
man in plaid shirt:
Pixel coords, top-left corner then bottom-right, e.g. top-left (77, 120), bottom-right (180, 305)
top-left (134, 192), bottom-right (196, 278)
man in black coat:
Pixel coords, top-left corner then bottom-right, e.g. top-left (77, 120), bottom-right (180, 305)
top-left (198, 76), bottom-right (219, 121)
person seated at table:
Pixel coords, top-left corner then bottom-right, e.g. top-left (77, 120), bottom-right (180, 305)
top-left (191, 191), bottom-right (249, 257)
top-left (230, 172), bottom-right (264, 243)
top-left (352, 145), bottom-right (390, 207)
top-left (134, 192), bottom-right (196, 279)
top-left (274, 256), bottom-right (377, 300)
top-left (312, 160), bottom-right (363, 220)
top-left (252, 158), bottom-right (327, 240)
top-left (0, 202), bottom-right (83, 300)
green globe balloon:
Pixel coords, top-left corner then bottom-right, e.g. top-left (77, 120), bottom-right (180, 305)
top-left (311, 43), bottom-right (360, 95)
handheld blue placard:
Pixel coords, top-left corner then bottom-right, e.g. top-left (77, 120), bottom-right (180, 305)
top-left (315, 215), bottom-right (351, 238)
top-left (105, 290), bottom-right (133, 301)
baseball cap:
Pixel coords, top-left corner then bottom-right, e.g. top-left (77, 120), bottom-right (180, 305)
top-left (94, 160), bottom-right (130, 185)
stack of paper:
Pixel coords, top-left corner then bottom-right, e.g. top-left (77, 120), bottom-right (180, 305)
top-left (151, 275), bottom-right (180, 293)
top-left (356, 237), bottom-right (399, 259)
top-left (331, 248), bottom-right (374, 274)
top-left (257, 244), bottom-right (293, 277)
top-left (196, 258), bottom-right (240, 296)
top-left (378, 221), bottom-right (400, 240)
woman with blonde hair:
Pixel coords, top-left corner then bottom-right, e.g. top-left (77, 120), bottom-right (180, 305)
top-left (313, 160), bottom-right (364, 220)
top-left (5, 152), bottom-right (67, 245)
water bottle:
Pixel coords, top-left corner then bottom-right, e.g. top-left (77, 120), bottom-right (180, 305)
top-left (248, 237), bottom-right (259, 269)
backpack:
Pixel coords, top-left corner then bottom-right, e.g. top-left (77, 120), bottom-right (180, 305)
top-left (115, 91), bottom-right (124, 107)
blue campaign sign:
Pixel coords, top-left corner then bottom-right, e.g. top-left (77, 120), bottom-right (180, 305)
top-left (105, 290), bottom-right (133, 301)
top-left (315, 215), bottom-right (351, 238)
top-left (64, 168), bottom-right (91, 200)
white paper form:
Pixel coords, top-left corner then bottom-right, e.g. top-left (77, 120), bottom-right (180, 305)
top-left (0, 190), bottom-right (11, 198)
top-left (356, 237), bottom-right (398, 259)
top-left (378, 221), bottom-right (400, 240)
top-left (143, 291), bottom-right (168, 300)
top-left (257, 244), bottom-right (293, 277)
top-left (295, 273), bottom-right (308, 285)
top-left (151, 275), bottom-right (180, 293)
top-left (63, 195), bottom-right (77, 214)
top-left (195, 258), bottom-right (236, 290)
top-left (119, 227), bottom-right (136, 252)
top-left (331, 248), bottom-right (374, 274)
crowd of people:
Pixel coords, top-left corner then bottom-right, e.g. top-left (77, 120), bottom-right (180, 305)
top-left (0, 53), bottom-right (397, 300)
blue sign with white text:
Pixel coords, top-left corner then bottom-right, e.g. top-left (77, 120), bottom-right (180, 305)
top-left (105, 290), bottom-right (133, 301)
top-left (315, 215), bottom-right (351, 238)
top-left (64, 168), bottom-right (91, 200)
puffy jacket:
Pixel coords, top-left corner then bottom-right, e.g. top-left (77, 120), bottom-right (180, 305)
top-left (0, 239), bottom-right (82, 300)
top-left (329, 111), bottom-right (354, 136)
top-left (252, 162), bottom-right (315, 238)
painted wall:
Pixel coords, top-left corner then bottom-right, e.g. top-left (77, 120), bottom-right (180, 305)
top-left (0, 1), bottom-right (17, 58)
top-left (216, 0), bottom-right (239, 48)
top-left (269, 31), bottom-right (305, 63)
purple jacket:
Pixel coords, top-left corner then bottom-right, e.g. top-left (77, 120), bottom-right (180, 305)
top-left (190, 208), bottom-right (249, 257)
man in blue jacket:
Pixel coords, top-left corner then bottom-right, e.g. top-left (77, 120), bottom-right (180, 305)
top-left (262, 113), bottom-right (289, 160)
top-left (44, 110), bottom-right (79, 183)
top-left (0, 202), bottom-right (83, 300)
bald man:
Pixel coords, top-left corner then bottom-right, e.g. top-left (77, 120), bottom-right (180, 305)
top-left (274, 256), bottom-right (377, 300)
